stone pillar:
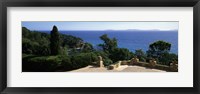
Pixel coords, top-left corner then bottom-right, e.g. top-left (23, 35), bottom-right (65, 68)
top-left (98, 56), bottom-right (104, 68)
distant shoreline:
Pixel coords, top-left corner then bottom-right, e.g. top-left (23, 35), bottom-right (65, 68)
top-left (32, 30), bottom-right (178, 32)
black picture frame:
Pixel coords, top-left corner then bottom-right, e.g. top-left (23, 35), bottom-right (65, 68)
top-left (0, 0), bottom-right (199, 94)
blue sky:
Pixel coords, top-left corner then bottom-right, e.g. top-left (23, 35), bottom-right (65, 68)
top-left (22, 21), bottom-right (178, 31)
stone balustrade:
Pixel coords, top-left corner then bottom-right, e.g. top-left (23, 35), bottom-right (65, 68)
top-left (96, 56), bottom-right (178, 72)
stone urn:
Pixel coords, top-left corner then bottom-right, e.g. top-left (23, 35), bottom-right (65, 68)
top-left (170, 61), bottom-right (178, 71)
top-left (130, 57), bottom-right (139, 65)
top-left (116, 61), bottom-right (121, 68)
top-left (149, 59), bottom-right (157, 68)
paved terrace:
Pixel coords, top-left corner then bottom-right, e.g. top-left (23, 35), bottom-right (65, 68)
top-left (70, 65), bottom-right (166, 72)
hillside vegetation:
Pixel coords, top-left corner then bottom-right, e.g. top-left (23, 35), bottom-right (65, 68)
top-left (22, 26), bottom-right (178, 72)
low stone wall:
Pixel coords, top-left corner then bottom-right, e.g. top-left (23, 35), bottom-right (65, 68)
top-left (97, 56), bottom-right (178, 72)
top-left (111, 57), bottom-right (178, 72)
top-left (121, 60), bottom-right (130, 65)
top-left (133, 60), bottom-right (178, 72)
top-left (108, 61), bottom-right (121, 70)
top-left (154, 64), bottom-right (171, 71)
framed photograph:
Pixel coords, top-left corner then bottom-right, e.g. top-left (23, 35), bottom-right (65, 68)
top-left (0, 0), bottom-right (199, 94)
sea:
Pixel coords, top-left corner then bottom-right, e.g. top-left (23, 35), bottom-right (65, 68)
top-left (43, 30), bottom-right (178, 54)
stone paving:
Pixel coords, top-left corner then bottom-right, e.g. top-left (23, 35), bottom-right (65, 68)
top-left (70, 65), bottom-right (166, 72)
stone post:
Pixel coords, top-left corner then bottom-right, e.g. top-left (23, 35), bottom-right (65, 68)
top-left (98, 56), bottom-right (104, 68)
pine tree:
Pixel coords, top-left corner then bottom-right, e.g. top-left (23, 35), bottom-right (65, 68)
top-left (50, 25), bottom-right (60, 55)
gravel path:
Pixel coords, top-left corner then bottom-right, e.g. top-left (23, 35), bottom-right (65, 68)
top-left (70, 65), bottom-right (166, 72)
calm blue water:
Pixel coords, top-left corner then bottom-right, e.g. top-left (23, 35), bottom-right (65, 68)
top-left (58, 30), bottom-right (178, 54)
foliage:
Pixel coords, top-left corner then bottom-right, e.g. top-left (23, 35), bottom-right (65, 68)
top-left (147, 40), bottom-right (171, 59)
top-left (59, 46), bottom-right (68, 55)
top-left (139, 57), bottom-right (146, 62)
top-left (98, 34), bottom-right (134, 63)
top-left (22, 55), bottom-right (61, 72)
top-left (22, 26), bottom-right (178, 71)
top-left (22, 27), bottom-right (50, 55)
top-left (93, 51), bottom-right (109, 60)
top-left (70, 52), bottom-right (98, 69)
top-left (109, 48), bottom-right (134, 62)
top-left (50, 26), bottom-right (61, 55)
top-left (99, 34), bottom-right (118, 52)
top-left (58, 55), bottom-right (72, 70)
top-left (22, 26), bottom-right (83, 56)
top-left (159, 52), bottom-right (178, 65)
top-left (135, 49), bottom-right (146, 62)
top-left (103, 58), bottom-right (113, 66)
top-left (82, 42), bottom-right (94, 52)
top-left (60, 34), bottom-right (83, 48)
top-left (146, 40), bottom-right (177, 66)
top-left (23, 54), bottom-right (97, 72)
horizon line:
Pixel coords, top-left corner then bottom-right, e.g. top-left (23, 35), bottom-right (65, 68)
top-left (24, 28), bottom-right (178, 32)
top-left (23, 26), bottom-right (178, 31)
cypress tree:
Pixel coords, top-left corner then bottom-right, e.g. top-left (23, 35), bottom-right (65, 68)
top-left (50, 25), bottom-right (60, 55)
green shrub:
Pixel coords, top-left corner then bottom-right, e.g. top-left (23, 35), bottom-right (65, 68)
top-left (135, 49), bottom-right (146, 62)
top-left (109, 48), bottom-right (133, 62)
top-left (22, 52), bottom-right (99, 72)
top-left (94, 51), bottom-right (109, 59)
top-left (71, 52), bottom-right (98, 69)
top-left (59, 55), bottom-right (72, 70)
top-left (139, 57), bottom-right (146, 62)
top-left (158, 53), bottom-right (178, 66)
top-left (22, 56), bottom-right (61, 72)
top-left (103, 58), bottom-right (113, 66)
